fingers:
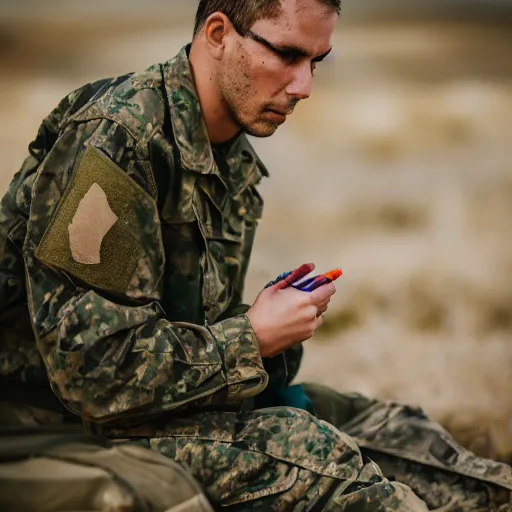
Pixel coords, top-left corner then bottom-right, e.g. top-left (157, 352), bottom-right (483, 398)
top-left (309, 282), bottom-right (336, 303)
top-left (316, 314), bottom-right (324, 329)
top-left (317, 298), bottom-right (330, 308)
top-left (316, 299), bottom-right (330, 316)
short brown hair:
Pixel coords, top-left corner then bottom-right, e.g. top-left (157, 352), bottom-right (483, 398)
top-left (193, 0), bottom-right (341, 37)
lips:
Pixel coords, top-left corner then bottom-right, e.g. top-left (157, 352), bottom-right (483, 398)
top-left (264, 109), bottom-right (287, 124)
top-left (268, 108), bottom-right (287, 116)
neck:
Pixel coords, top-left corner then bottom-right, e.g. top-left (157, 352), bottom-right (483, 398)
top-left (189, 41), bottom-right (241, 145)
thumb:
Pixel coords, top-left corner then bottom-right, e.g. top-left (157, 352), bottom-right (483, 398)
top-left (309, 282), bottom-right (336, 303)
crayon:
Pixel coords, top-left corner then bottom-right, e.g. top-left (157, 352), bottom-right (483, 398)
top-left (321, 268), bottom-right (343, 282)
top-left (264, 271), bottom-right (293, 289)
top-left (265, 265), bottom-right (342, 293)
top-left (291, 276), bottom-right (316, 290)
top-left (264, 263), bottom-right (316, 290)
top-left (300, 276), bottom-right (331, 292)
top-left (274, 263), bottom-right (316, 289)
top-left (295, 268), bottom-right (342, 292)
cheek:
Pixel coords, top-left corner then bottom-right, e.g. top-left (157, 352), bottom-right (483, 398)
top-left (232, 54), bottom-right (254, 93)
top-left (249, 60), bottom-right (289, 96)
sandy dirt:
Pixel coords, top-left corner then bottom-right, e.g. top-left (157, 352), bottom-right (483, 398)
top-left (1, 12), bottom-right (511, 460)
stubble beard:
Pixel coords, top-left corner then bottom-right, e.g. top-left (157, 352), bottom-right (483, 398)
top-left (218, 58), bottom-right (280, 139)
top-left (224, 92), bottom-right (280, 138)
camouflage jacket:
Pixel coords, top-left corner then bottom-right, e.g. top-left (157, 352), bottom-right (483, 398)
top-left (0, 45), bottom-right (300, 426)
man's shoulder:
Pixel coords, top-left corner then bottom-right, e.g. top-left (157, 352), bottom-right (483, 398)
top-left (69, 62), bottom-right (167, 145)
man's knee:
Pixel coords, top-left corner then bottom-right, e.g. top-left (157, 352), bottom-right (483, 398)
top-left (323, 479), bottom-right (429, 511)
top-left (223, 460), bottom-right (428, 511)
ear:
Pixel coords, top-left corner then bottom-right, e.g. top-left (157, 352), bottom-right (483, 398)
top-left (203, 12), bottom-right (232, 60)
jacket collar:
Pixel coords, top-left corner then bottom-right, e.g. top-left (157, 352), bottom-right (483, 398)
top-left (162, 45), bottom-right (269, 193)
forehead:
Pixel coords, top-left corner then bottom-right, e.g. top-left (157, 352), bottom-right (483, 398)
top-left (252, 0), bottom-right (338, 54)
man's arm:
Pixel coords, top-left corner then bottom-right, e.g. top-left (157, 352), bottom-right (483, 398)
top-left (23, 118), bottom-right (268, 426)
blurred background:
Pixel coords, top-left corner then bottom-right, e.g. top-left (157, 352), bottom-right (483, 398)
top-left (1, 0), bottom-right (511, 461)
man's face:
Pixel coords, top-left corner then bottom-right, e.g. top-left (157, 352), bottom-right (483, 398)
top-left (218, 0), bottom-right (337, 138)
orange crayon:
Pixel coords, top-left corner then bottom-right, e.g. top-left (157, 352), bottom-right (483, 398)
top-left (294, 267), bottom-right (343, 292)
top-left (320, 268), bottom-right (343, 282)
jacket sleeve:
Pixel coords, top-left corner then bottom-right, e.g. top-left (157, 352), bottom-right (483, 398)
top-left (218, 198), bottom-right (304, 390)
top-left (0, 104), bottom-right (70, 386)
top-left (24, 118), bottom-right (268, 426)
top-left (0, 168), bottom-right (29, 313)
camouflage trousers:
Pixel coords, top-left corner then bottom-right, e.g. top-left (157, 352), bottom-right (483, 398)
top-left (305, 383), bottom-right (512, 511)
top-left (147, 384), bottom-right (512, 511)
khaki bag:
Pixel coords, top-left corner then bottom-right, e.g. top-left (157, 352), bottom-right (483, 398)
top-left (0, 425), bottom-right (213, 512)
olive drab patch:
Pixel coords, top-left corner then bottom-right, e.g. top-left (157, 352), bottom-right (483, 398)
top-left (68, 183), bottom-right (118, 264)
top-left (35, 146), bottom-right (147, 296)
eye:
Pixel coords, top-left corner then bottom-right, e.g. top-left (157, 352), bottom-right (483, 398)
top-left (276, 49), bottom-right (300, 64)
top-left (311, 61), bottom-right (318, 75)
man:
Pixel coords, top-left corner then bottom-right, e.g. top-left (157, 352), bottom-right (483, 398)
top-left (0, 0), bottom-right (511, 509)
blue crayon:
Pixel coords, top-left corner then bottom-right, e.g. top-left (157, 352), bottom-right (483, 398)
top-left (264, 271), bottom-right (293, 289)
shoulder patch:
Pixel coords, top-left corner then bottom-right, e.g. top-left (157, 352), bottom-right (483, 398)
top-left (36, 146), bottom-right (156, 296)
top-left (68, 182), bottom-right (118, 265)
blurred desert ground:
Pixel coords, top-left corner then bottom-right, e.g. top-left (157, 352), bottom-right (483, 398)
top-left (1, 0), bottom-right (511, 460)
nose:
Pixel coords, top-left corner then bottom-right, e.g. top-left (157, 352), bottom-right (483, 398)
top-left (285, 63), bottom-right (313, 101)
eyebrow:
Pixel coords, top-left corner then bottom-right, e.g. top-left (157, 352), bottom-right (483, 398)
top-left (246, 30), bottom-right (332, 63)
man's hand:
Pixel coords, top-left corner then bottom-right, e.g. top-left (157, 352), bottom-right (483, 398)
top-left (316, 296), bottom-right (331, 317)
top-left (246, 283), bottom-right (336, 358)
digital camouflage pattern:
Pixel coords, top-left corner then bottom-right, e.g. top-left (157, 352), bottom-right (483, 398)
top-left (0, 45), bottom-right (511, 510)
top-left (306, 383), bottom-right (512, 511)
top-left (2, 46), bottom-right (272, 425)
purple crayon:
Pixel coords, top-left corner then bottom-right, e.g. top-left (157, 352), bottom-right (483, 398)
top-left (294, 268), bottom-right (343, 292)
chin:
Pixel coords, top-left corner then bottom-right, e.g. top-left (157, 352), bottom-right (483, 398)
top-left (244, 121), bottom-right (280, 138)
